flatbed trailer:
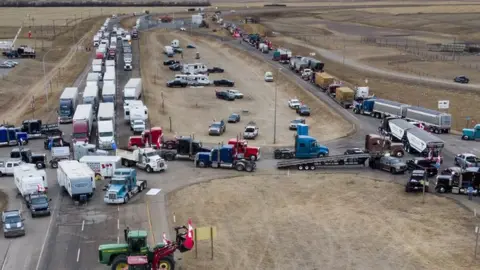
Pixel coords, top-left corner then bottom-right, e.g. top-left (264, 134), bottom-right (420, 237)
top-left (277, 153), bottom-right (375, 170)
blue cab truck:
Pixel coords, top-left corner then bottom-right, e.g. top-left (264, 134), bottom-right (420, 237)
top-left (195, 145), bottom-right (256, 172)
top-left (353, 98), bottom-right (410, 119)
top-left (462, 124), bottom-right (480, 140)
top-left (58, 87), bottom-right (79, 124)
top-left (273, 124), bottom-right (329, 159)
top-left (103, 168), bottom-right (147, 204)
top-left (0, 127), bottom-right (28, 146)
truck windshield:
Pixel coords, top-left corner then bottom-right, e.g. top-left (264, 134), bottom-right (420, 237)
top-left (59, 100), bottom-right (71, 116)
top-left (145, 152), bottom-right (157, 157)
top-left (124, 96), bottom-right (135, 100)
top-left (245, 128), bottom-right (255, 132)
top-left (103, 96), bottom-right (114, 102)
top-left (99, 132), bottom-right (113, 137)
top-left (111, 179), bottom-right (125, 185)
top-left (72, 133), bottom-right (87, 139)
top-left (5, 216), bottom-right (21, 223)
top-left (31, 197), bottom-right (48, 204)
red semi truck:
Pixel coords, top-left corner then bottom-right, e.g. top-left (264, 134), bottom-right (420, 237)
top-left (228, 138), bottom-right (261, 161)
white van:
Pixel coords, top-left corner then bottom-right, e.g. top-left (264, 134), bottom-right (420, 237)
top-left (174, 74), bottom-right (210, 86)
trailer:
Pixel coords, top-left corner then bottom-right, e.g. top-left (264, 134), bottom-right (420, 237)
top-left (20, 119), bottom-right (60, 139)
top-left (58, 87), bottom-right (79, 123)
top-left (13, 164), bottom-right (48, 198)
top-left (123, 78), bottom-right (142, 101)
top-left (276, 153), bottom-right (373, 170)
top-left (116, 148), bottom-right (167, 173)
top-left (102, 83), bottom-right (116, 103)
top-left (82, 84), bottom-right (99, 109)
top-left (79, 155), bottom-right (121, 179)
top-left (381, 118), bottom-right (415, 142)
top-left (403, 126), bottom-right (444, 156)
top-left (72, 104), bottom-right (94, 143)
top-left (405, 106), bottom-right (451, 134)
top-left (289, 57), bottom-right (308, 73)
top-left (57, 160), bottom-right (95, 202)
top-left (103, 71), bottom-right (115, 86)
top-left (86, 72), bottom-right (100, 84)
top-left (353, 98), bottom-right (409, 119)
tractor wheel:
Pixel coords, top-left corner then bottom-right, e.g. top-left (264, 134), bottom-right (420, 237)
top-left (110, 255), bottom-right (128, 270)
top-left (157, 255), bottom-right (175, 270)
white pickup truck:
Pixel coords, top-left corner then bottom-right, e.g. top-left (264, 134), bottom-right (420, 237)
top-left (116, 148), bottom-right (167, 173)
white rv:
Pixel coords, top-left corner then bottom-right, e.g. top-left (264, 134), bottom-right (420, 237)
top-left (171, 39), bottom-right (180, 48)
top-left (182, 63), bottom-right (208, 74)
top-left (124, 100), bottom-right (148, 121)
top-left (164, 46), bottom-right (174, 57)
top-left (14, 164), bottom-right (48, 197)
top-left (79, 155), bottom-right (121, 179)
top-left (174, 74), bottom-right (211, 86)
top-left (57, 160), bottom-right (95, 201)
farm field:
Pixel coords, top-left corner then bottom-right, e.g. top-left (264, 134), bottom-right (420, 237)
top-left (139, 29), bottom-right (350, 145)
top-left (168, 173), bottom-right (476, 270)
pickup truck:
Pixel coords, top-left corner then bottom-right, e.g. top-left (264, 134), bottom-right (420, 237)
top-left (454, 153), bottom-right (480, 169)
top-left (243, 121), bottom-right (259, 139)
top-left (209, 120), bottom-right (226, 136)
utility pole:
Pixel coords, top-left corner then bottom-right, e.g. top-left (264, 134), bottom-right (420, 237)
top-left (32, 17), bottom-right (36, 49)
top-left (343, 37), bottom-right (346, 65)
top-left (452, 37), bottom-right (456, 61)
top-left (52, 20), bottom-right (56, 36)
top-left (475, 226), bottom-right (479, 260)
top-left (273, 69), bottom-right (280, 144)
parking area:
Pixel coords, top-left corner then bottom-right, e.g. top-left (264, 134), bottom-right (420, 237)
top-left (140, 30), bottom-right (350, 146)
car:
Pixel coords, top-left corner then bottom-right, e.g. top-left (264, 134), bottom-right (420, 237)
top-left (2, 210), bottom-right (25, 237)
top-left (243, 121), bottom-right (259, 139)
top-left (166, 79), bottom-right (188, 88)
top-left (226, 89), bottom-right (243, 99)
top-left (44, 136), bottom-right (70, 150)
top-left (207, 67), bottom-right (224, 73)
top-left (3, 60), bottom-right (18, 67)
top-left (163, 60), bottom-right (179, 66)
top-left (26, 194), bottom-right (51, 217)
top-left (405, 170), bottom-right (428, 192)
top-left (405, 157), bottom-right (438, 177)
top-left (289, 118), bottom-right (305, 130)
top-left (124, 63), bottom-right (132, 71)
top-left (0, 63), bottom-right (12, 69)
top-left (264, 71), bottom-right (273, 82)
top-left (375, 156), bottom-right (407, 174)
top-left (213, 79), bottom-right (234, 87)
top-left (344, 148), bottom-right (365, 155)
top-left (123, 47), bottom-right (132, 53)
top-left (228, 113), bottom-right (241, 123)
top-left (169, 63), bottom-right (182, 71)
top-left (454, 153), bottom-right (480, 169)
top-left (288, 98), bottom-right (301, 109)
top-left (215, 90), bottom-right (235, 101)
top-left (209, 120), bottom-right (226, 136)
top-left (454, 75), bottom-right (469, 84)
top-left (296, 105), bottom-right (311, 116)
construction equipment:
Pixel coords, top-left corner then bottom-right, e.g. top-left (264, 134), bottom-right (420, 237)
top-left (98, 224), bottom-right (194, 269)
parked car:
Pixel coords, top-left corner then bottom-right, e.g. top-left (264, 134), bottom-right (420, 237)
top-left (169, 63), bottom-right (182, 71)
top-left (209, 120), bottom-right (226, 135)
top-left (166, 79), bottom-right (188, 88)
top-left (454, 153), bottom-right (480, 169)
top-left (163, 60), bottom-right (179, 66)
top-left (264, 71), bottom-right (273, 82)
top-left (215, 90), bottom-right (235, 101)
top-left (214, 79), bottom-right (234, 87)
top-left (288, 98), bottom-right (301, 109)
top-left (3, 60), bottom-right (18, 67)
top-left (207, 67), bottom-right (224, 73)
top-left (228, 113), bottom-right (241, 123)
top-left (370, 156), bottom-right (407, 174)
top-left (289, 118), bottom-right (305, 130)
top-left (454, 75), bottom-right (469, 84)
top-left (296, 105), bottom-right (311, 116)
top-left (226, 89), bottom-right (243, 99)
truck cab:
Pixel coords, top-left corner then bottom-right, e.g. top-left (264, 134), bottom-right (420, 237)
top-left (194, 145), bottom-right (256, 171)
top-left (228, 138), bottom-right (260, 161)
top-left (294, 135), bottom-right (329, 158)
top-left (10, 148), bottom-right (46, 169)
top-left (104, 168), bottom-right (147, 204)
top-left (462, 124), bottom-right (480, 140)
top-left (352, 98), bottom-right (375, 115)
top-left (365, 134), bottom-right (404, 157)
top-left (435, 168), bottom-right (480, 194)
top-left (405, 170), bottom-right (428, 192)
top-left (0, 159), bottom-right (22, 176)
top-left (162, 136), bottom-right (211, 161)
top-left (141, 127), bottom-right (163, 148)
top-left (21, 119), bottom-right (60, 139)
top-left (98, 121), bottom-right (115, 150)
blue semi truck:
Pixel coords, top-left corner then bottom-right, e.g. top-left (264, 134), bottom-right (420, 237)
top-left (104, 168), bottom-right (147, 204)
top-left (194, 145), bottom-right (256, 172)
top-left (273, 124), bottom-right (329, 159)
top-left (352, 98), bottom-right (410, 119)
top-left (0, 127), bottom-right (28, 146)
top-left (462, 124), bottom-right (480, 140)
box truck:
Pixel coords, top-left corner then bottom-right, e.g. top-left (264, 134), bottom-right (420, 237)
top-left (123, 78), bottom-right (142, 101)
top-left (72, 104), bottom-right (94, 143)
top-left (102, 83), bottom-right (116, 103)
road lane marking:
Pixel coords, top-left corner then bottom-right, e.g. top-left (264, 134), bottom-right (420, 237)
top-left (76, 249), bottom-right (80, 262)
top-left (117, 218), bottom-right (119, 230)
top-left (1, 240), bottom-right (12, 270)
top-left (81, 220), bottom-right (85, 231)
top-left (145, 199), bottom-right (156, 244)
top-left (35, 191), bottom-right (61, 270)
top-left (117, 236), bottom-right (120, 244)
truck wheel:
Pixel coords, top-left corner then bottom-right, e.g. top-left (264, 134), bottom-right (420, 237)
top-left (274, 153), bottom-right (281, 159)
top-left (434, 128), bottom-right (439, 134)
top-left (198, 161), bottom-right (206, 168)
top-left (462, 135), bottom-right (469, 140)
top-left (110, 255), bottom-right (128, 270)
top-left (317, 153), bottom-right (325, 158)
top-left (165, 153), bottom-right (175, 161)
top-left (157, 255), bottom-right (174, 270)
top-left (36, 162), bottom-right (44, 169)
top-left (297, 165), bottom-right (304, 170)
top-left (310, 165), bottom-right (316, 170)
top-left (250, 155), bottom-right (257, 161)
top-left (51, 161), bottom-right (58, 168)
top-left (245, 164), bottom-right (254, 172)
top-left (146, 166), bottom-right (152, 173)
top-left (390, 168), bottom-right (396, 174)
top-left (352, 107), bottom-right (359, 114)
top-left (235, 163), bottom-right (245, 171)
top-left (436, 186), bottom-right (446, 193)
top-left (395, 151), bottom-right (404, 157)
top-left (123, 195), bottom-right (129, 204)
top-left (122, 159), bottom-right (129, 167)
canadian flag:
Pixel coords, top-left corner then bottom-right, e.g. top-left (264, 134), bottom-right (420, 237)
top-left (183, 218), bottom-right (194, 250)
top-left (37, 184), bottom-right (45, 192)
top-left (28, 31), bottom-right (32, 38)
top-left (156, 135), bottom-right (161, 149)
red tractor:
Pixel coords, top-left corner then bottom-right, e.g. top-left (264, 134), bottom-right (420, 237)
top-left (125, 225), bottom-right (194, 270)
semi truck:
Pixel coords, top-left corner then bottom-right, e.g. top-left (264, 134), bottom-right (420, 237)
top-left (301, 57), bottom-right (324, 72)
top-left (116, 148), bottom-right (167, 173)
top-left (123, 78), bottom-right (142, 101)
top-left (380, 118), bottom-right (416, 142)
top-left (102, 83), bottom-right (116, 103)
top-left (72, 104), bottom-right (94, 144)
top-left (160, 136), bottom-right (211, 161)
top-left (352, 98), bottom-right (410, 119)
top-left (404, 126), bottom-right (444, 157)
top-left (97, 120), bottom-right (115, 150)
top-left (103, 168), bottom-right (147, 204)
top-left (194, 144), bottom-right (256, 171)
top-left (98, 102), bottom-right (115, 125)
top-left (314, 72), bottom-right (334, 90)
top-left (404, 106), bottom-right (451, 134)
top-left (14, 164), bottom-right (48, 198)
top-left (462, 124), bottom-right (480, 140)
top-left (273, 124), bottom-right (329, 159)
top-left (332, 86), bottom-right (354, 108)
top-left (0, 127), bottom-right (23, 146)
top-left (58, 87), bottom-right (79, 123)
top-left (289, 56), bottom-right (308, 73)
top-left (86, 72), bottom-right (100, 84)
top-left (57, 160), bottom-right (95, 202)
top-left (103, 71), bottom-right (116, 86)
top-left (124, 100), bottom-right (148, 121)
top-left (79, 155), bottom-right (121, 179)
top-left (82, 84), bottom-right (99, 110)
top-left (19, 119), bottom-right (60, 139)
top-left (228, 138), bottom-right (261, 161)
top-left (364, 134), bottom-right (405, 157)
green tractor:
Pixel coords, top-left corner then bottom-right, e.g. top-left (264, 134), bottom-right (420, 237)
top-left (98, 227), bottom-right (174, 270)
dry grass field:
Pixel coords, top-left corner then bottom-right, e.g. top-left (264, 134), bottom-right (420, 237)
top-left (363, 5), bottom-right (480, 14)
top-left (168, 173), bottom-right (476, 270)
top-left (139, 29), bottom-right (350, 145)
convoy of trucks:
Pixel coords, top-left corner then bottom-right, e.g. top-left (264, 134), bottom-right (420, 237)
top-left (404, 106), bottom-right (451, 134)
top-left (353, 98), bottom-right (410, 118)
top-left (72, 104), bottom-right (94, 143)
top-left (57, 160), bottom-right (95, 202)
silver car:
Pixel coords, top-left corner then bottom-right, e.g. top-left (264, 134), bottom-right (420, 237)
top-left (2, 210), bottom-right (25, 237)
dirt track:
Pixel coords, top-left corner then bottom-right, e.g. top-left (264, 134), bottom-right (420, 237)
top-left (139, 29), bottom-right (350, 145)
top-left (168, 173), bottom-right (476, 270)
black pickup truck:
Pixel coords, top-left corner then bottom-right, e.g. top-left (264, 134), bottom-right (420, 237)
top-left (406, 157), bottom-right (438, 177)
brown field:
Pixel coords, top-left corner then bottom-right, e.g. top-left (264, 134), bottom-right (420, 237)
top-left (168, 173), bottom-right (476, 270)
top-left (139, 29), bottom-right (350, 145)
top-left (363, 5), bottom-right (480, 14)
top-left (0, 16), bottom-right (105, 124)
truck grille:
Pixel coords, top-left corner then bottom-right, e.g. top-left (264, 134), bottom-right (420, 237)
top-left (108, 193), bottom-right (116, 200)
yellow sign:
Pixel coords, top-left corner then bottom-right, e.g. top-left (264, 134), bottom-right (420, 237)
top-left (195, 226), bottom-right (217, 241)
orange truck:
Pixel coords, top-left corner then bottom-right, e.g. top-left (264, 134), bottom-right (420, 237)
top-left (314, 72), bottom-right (334, 91)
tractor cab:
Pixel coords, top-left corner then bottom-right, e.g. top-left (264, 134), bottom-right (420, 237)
top-left (127, 255), bottom-right (149, 269)
top-left (124, 228), bottom-right (149, 254)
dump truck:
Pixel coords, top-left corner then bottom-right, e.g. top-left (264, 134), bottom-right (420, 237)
top-left (404, 106), bottom-right (451, 134)
top-left (353, 98), bottom-right (410, 119)
top-left (103, 168), bottom-right (147, 204)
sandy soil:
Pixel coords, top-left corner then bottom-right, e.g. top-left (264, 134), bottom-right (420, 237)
top-left (139, 29), bottom-right (350, 146)
top-left (168, 173), bottom-right (476, 270)
top-left (0, 17), bottom-right (104, 124)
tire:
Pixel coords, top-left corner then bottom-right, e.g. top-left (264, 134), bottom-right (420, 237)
top-left (139, 184), bottom-right (143, 192)
top-left (165, 153), bottom-right (175, 161)
top-left (51, 161), bottom-right (58, 169)
top-left (122, 159), bottom-right (129, 167)
top-left (436, 186), bottom-right (446, 193)
top-left (338, 160), bottom-right (344, 165)
top-left (297, 165), bottom-right (304, 170)
top-left (274, 153), bottom-right (281, 159)
top-left (352, 107), bottom-right (359, 114)
top-left (434, 129), bottom-right (439, 134)
top-left (198, 161), bottom-right (206, 168)
top-left (157, 255), bottom-right (174, 270)
top-left (304, 165), bottom-right (310, 170)
top-left (395, 151), bottom-right (404, 157)
top-left (123, 195), bottom-right (129, 204)
top-left (405, 186), bottom-right (410, 193)
top-left (235, 163), bottom-right (245, 171)
top-left (390, 168), bottom-right (396, 174)
top-left (110, 255), bottom-right (128, 270)
top-left (245, 164), bottom-right (253, 172)
top-left (146, 166), bottom-right (152, 173)
top-left (317, 153), bottom-right (325, 158)
top-left (462, 135), bottom-right (469, 140)
top-left (250, 155), bottom-right (257, 161)
top-left (310, 165), bottom-right (316, 170)
top-left (36, 162), bottom-right (43, 169)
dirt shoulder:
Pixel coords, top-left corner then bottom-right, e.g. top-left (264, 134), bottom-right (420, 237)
top-left (139, 29), bottom-right (350, 146)
top-left (168, 173), bottom-right (476, 270)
